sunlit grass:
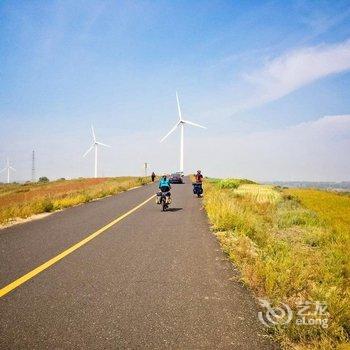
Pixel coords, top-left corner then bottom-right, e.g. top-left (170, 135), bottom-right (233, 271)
top-left (203, 180), bottom-right (350, 349)
top-left (234, 184), bottom-right (282, 204)
top-left (0, 177), bottom-right (150, 225)
top-left (284, 188), bottom-right (350, 237)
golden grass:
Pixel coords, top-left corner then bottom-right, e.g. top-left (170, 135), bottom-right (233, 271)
top-left (203, 181), bottom-right (350, 349)
top-left (234, 184), bottom-right (282, 204)
top-left (284, 188), bottom-right (350, 236)
top-left (0, 177), bottom-right (150, 225)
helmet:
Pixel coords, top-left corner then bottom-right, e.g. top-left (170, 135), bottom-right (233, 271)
top-left (197, 170), bottom-right (201, 174)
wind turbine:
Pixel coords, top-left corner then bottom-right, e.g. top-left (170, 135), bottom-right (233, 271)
top-left (160, 92), bottom-right (206, 173)
top-left (83, 125), bottom-right (111, 178)
top-left (0, 158), bottom-right (16, 184)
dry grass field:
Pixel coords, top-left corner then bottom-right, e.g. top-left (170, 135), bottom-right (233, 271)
top-left (0, 177), bottom-right (150, 226)
top-left (204, 180), bottom-right (350, 349)
top-left (284, 188), bottom-right (350, 239)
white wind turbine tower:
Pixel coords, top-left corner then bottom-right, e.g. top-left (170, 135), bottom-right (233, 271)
top-left (0, 158), bottom-right (16, 184)
top-left (160, 92), bottom-right (206, 173)
top-left (83, 125), bottom-right (111, 178)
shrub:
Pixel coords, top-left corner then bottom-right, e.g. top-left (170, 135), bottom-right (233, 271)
top-left (217, 178), bottom-right (257, 189)
top-left (40, 198), bottom-right (54, 212)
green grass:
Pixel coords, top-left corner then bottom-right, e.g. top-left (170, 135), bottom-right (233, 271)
top-left (216, 178), bottom-right (257, 189)
top-left (203, 180), bottom-right (350, 349)
top-left (0, 177), bottom-right (150, 225)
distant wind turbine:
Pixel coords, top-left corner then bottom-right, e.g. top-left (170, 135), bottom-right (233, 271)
top-left (83, 125), bottom-right (111, 178)
top-left (0, 158), bottom-right (16, 184)
top-left (160, 92), bottom-right (206, 173)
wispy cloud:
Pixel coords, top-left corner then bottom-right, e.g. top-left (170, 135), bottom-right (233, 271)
top-left (239, 40), bottom-right (350, 110)
top-left (300, 5), bottom-right (350, 40)
top-left (188, 115), bottom-right (350, 181)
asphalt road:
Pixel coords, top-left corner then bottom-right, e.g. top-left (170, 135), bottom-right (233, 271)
top-left (0, 179), bottom-right (277, 349)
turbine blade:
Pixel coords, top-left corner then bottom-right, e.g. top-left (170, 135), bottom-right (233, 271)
top-left (183, 120), bottom-right (207, 129)
top-left (91, 124), bottom-right (96, 142)
top-left (176, 91), bottom-right (182, 120)
top-left (83, 145), bottom-right (94, 157)
top-left (160, 122), bottom-right (179, 142)
top-left (96, 141), bottom-right (111, 148)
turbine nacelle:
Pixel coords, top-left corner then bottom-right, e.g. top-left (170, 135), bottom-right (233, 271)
top-left (160, 93), bottom-right (206, 143)
top-left (160, 92), bottom-right (207, 172)
top-left (0, 158), bottom-right (16, 184)
top-left (83, 124), bottom-right (111, 178)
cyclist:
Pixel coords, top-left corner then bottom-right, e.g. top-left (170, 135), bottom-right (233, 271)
top-left (157, 174), bottom-right (171, 204)
top-left (195, 170), bottom-right (203, 183)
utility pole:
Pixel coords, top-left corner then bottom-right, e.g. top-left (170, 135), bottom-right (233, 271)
top-left (31, 150), bottom-right (36, 182)
top-left (144, 162), bottom-right (148, 177)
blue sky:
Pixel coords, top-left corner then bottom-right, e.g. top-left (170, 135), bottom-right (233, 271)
top-left (1, 0), bottom-right (350, 181)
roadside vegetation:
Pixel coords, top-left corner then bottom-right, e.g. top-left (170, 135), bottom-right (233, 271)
top-left (0, 177), bottom-right (150, 226)
top-left (203, 179), bottom-right (350, 349)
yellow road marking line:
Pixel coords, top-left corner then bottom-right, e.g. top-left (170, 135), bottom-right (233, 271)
top-left (0, 194), bottom-right (155, 298)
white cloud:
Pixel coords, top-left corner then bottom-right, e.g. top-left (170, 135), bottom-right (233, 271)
top-left (241, 40), bottom-right (350, 109)
top-left (186, 115), bottom-right (350, 181)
